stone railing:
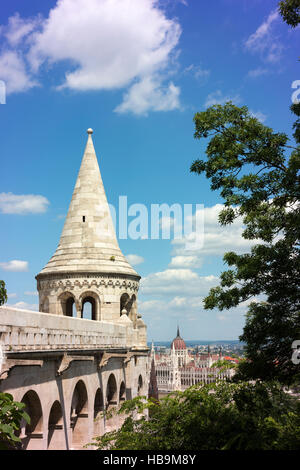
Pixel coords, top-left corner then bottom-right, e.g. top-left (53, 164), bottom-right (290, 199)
top-left (0, 306), bottom-right (139, 353)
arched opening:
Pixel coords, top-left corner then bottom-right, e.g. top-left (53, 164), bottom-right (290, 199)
top-left (80, 291), bottom-right (100, 320)
top-left (93, 388), bottom-right (104, 438)
top-left (120, 293), bottom-right (136, 322)
top-left (138, 375), bottom-right (143, 396)
top-left (19, 390), bottom-right (43, 450)
top-left (120, 293), bottom-right (130, 316)
top-left (106, 374), bottom-right (117, 409)
top-left (119, 382), bottom-right (126, 403)
top-left (105, 374), bottom-right (118, 432)
top-left (66, 297), bottom-right (77, 317)
top-left (59, 292), bottom-right (76, 317)
top-left (48, 401), bottom-right (64, 450)
top-left (70, 380), bottom-right (89, 449)
top-left (81, 296), bottom-right (96, 320)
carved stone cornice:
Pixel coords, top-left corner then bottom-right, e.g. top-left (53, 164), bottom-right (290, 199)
top-left (98, 351), bottom-right (133, 369)
top-left (36, 272), bottom-right (140, 292)
top-left (56, 353), bottom-right (95, 376)
top-left (0, 359), bottom-right (44, 381)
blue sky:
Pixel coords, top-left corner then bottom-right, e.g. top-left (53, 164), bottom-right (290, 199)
top-left (0, 0), bottom-right (299, 341)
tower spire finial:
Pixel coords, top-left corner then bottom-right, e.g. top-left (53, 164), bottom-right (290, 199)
top-left (37, 127), bottom-right (139, 278)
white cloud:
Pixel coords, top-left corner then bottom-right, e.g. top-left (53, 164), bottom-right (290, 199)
top-left (0, 0), bottom-right (183, 114)
top-left (28, 0), bottom-right (180, 88)
top-left (204, 90), bottom-right (241, 108)
top-left (138, 204), bottom-right (265, 339)
top-left (4, 12), bottom-right (42, 47)
top-left (169, 255), bottom-right (202, 268)
top-left (0, 192), bottom-right (50, 214)
top-left (0, 0), bottom-right (182, 114)
top-left (217, 314), bottom-right (227, 322)
top-left (184, 63), bottom-right (210, 83)
top-left (169, 295), bottom-right (204, 309)
top-left (168, 203), bottom-right (259, 274)
top-left (245, 10), bottom-right (279, 50)
top-left (7, 293), bottom-right (17, 298)
top-left (247, 67), bottom-right (269, 78)
top-left (125, 254), bottom-right (145, 266)
top-left (7, 301), bottom-right (38, 311)
top-left (244, 10), bottom-right (283, 63)
top-left (249, 109), bottom-right (267, 123)
top-left (140, 268), bottom-right (218, 296)
top-left (0, 260), bottom-right (29, 272)
top-left (139, 299), bottom-right (163, 312)
top-left (0, 51), bottom-right (37, 94)
top-left (115, 75), bottom-right (180, 115)
top-left (24, 291), bottom-right (39, 296)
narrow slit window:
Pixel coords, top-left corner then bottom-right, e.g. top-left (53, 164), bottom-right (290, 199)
top-left (83, 216), bottom-right (86, 222)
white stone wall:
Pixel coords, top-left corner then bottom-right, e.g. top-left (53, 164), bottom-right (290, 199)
top-left (0, 306), bottom-right (147, 352)
top-left (0, 305), bottom-right (149, 450)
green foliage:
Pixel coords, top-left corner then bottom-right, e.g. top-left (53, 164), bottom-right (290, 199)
top-left (191, 102), bottom-right (300, 385)
top-left (90, 381), bottom-right (300, 450)
top-left (0, 280), bottom-right (7, 306)
top-left (278, 0), bottom-right (300, 27)
top-left (211, 359), bottom-right (238, 371)
top-left (0, 392), bottom-right (30, 450)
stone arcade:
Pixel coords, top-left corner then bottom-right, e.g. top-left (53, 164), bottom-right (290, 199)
top-left (0, 129), bottom-right (148, 450)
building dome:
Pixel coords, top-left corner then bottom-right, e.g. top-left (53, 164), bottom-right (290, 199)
top-left (171, 326), bottom-right (186, 350)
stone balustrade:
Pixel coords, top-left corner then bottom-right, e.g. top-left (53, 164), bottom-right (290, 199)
top-left (0, 306), bottom-right (144, 353)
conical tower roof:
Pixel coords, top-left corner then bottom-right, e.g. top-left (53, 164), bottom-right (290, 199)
top-left (37, 129), bottom-right (139, 278)
top-left (171, 325), bottom-right (186, 350)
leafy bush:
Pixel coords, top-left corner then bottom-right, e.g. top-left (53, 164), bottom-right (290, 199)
top-left (90, 381), bottom-right (300, 450)
top-left (0, 392), bottom-right (30, 450)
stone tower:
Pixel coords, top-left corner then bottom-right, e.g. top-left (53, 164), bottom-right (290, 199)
top-left (36, 129), bottom-right (142, 329)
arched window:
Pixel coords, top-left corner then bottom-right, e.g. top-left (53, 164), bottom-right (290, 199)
top-left (80, 291), bottom-right (100, 320)
top-left (93, 388), bottom-right (104, 438)
top-left (94, 388), bottom-right (104, 419)
top-left (106, 374), bottom-right (117, 409)
top-left (59, 292), bottom-right (76, 317)
top-left (48, 401), bottom-right (64, 450)
top-left (138, 375), bottom-right (143, 396)
top-left (81, 296), bottom-right (96, 320)
top-left (119, 382), bottom-right (126, 402)
top-left (120, 293), bottom-right (130, 316)
top-left (70, 380), bottom-right (89, 449)
top-left (66, 297), bottom-right (77, 317)
top-left (19, 390), bottom-right (43, 450)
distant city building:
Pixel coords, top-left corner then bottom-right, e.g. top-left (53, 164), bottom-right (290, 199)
top-left (151, 328), bottom-right (236, 393)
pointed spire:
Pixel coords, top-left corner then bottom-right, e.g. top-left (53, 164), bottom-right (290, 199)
top-left (177, 324), bottom-right (180, 338)
top-left (38, 129), bottom-right (139, 278)
top-left (148, 358), bottom-right (159, 402)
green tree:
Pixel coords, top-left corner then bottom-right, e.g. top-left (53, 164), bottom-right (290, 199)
top-left (211, 359), bottom-right (238, 372)
top-left (190, 102), bottom-right (300, 385)
top-left (278, 0), bottom-right (300, 27)
top-left (0, 392), bottom-right (30, 450)
top-left (0, 280), bottom-right (7, 306)
top-left (90, 381), bottom-right (300, 450)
